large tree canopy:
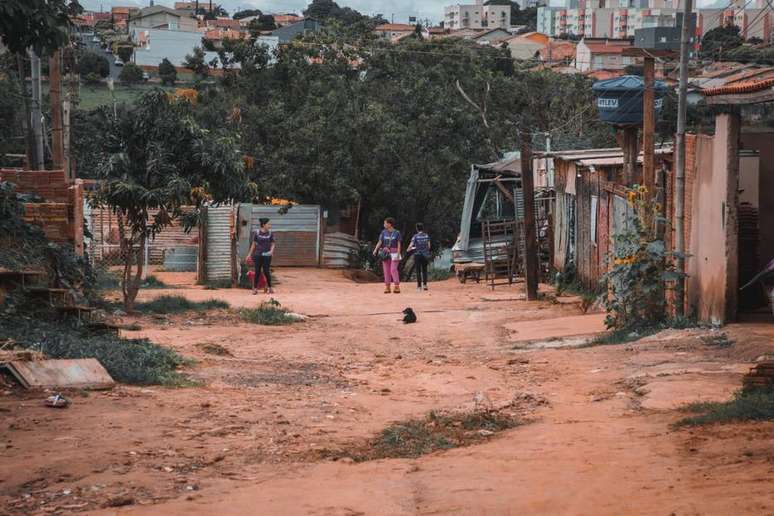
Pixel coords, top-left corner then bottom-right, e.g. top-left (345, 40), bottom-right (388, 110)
top-left (199, 31), bottom-right (613, 246)
top-left (0, 0), bottom-right (81, 54)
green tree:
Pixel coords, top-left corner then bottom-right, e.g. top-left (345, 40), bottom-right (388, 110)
top-left (158, 58), bottom-right (177, 85)
top-left (233, 8), bottom-right (261, 20)
top-left (303, 0), bottom-right (366, 24)
top-left (184, 46), bottom-right (209, 78)
top-left (119, 62), bottom-right (144, 84)
top-left (0, 0), bottom-right (81, 54)
top-left (701, 25), bottom-right (743, 58)
top-left (256, 14), bottom-right (277, 30)
top-left (78, 50), bottom-right (110, 80)
top-left (93, 90), bottom-right (253, 310)
top-left (198, 5), bottom-right (228, 19)
top-left (116, 45), bottom-right (133, 64)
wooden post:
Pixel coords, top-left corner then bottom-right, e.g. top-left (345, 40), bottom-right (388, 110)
top-left (642, 56), bottom-right (656, 197)
top-left (616, 126), bottom-right (640, 186)
top-left (49, 50), bottom-right (65, 172)
top-left (521, 142), bottom-right (539, 300)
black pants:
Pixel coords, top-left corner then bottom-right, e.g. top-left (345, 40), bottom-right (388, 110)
top-left (254, 255), bottom-right (272, 288)
top-left (415, 254), bottom-right (429, 287)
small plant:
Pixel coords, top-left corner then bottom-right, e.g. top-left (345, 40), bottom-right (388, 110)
top-left (239, 298), bottom-right (300, 325)
top-left (601, 186), bottom-right (685, 331)
top-left (141, 275), bottom-right (168, 289)
top-left (135, 295), bottom-right (229, 314)
top-left (348, 409), bottom-right (520, 461)
top-left (674, 390), bottom-right (774, 427)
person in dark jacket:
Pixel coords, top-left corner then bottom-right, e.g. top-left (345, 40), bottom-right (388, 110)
top-left (408, 223), bottom-right (431, 291)
top-left (248, 218), bottom-right (275, 294)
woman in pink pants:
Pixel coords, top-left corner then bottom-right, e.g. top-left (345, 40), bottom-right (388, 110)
top-left (373, 217), bottom-right (402, 294)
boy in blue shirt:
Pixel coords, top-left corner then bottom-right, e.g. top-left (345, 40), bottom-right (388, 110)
top-left (408, 223), bottom-right (431, 292)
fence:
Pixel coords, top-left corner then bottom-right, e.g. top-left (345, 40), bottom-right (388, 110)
top-left (84, 204), bottom-right (198, 276)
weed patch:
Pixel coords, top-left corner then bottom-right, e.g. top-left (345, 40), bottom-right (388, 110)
top-left (136, 295), bottom-right (229, 314)
top-left (197, 342), bottom-right (232, 356)
top-left (584, 318), bottom-right (700, 347)
top-left (239, 299), bottom-right (300, 326)
top-left (674, 390), bottom-right (774, 427)
top-left (0, 317), bottom-right (191, 385)
top-left (141, 275), bottom-right (169, 289)
top-left (341, 409), bottom-right (520, 462)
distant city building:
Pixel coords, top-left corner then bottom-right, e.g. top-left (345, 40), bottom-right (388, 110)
top-left (444, 0), bottom-right (511, 30)
top-left (374, 23), bottom-right (417, 40)
top-left (129, 5), bottom-right (198, 32)
top-left (538, 0), bottom-right (774, 42)
top-left (575, 37), bottom-right (633, 72)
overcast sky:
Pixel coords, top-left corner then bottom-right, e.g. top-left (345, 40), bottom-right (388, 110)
top-left (79, 0), bottom-right (451, 24)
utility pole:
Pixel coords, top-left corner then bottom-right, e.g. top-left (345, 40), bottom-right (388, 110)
top-left (29, 50), bottom-right (45, 170)
top-left (642, 55), bottom-right (656, 200)
top-left (674, 0), bottom-right (693, 317)
top-left (49, 50), bottom-right (65, 172)
top-left (521, 140), bottom-right (539, 301)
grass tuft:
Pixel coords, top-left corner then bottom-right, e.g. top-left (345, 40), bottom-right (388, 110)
top-left (349, 409), bottom-right (520, 461)
top-left (674, 390), bottom-right (774, 427)
top-left (141, 275), bottom-right (169, 289)
top-left (239, 299), bottom-right (300, 326)
top-left (136, 295), bottom-right (229, 314)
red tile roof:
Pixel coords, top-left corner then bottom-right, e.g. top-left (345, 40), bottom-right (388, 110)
top-left (703, 77), bottom-right (774, 97)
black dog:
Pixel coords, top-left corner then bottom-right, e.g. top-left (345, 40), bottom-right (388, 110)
top-left (402, 307), bottom-right (417, 324)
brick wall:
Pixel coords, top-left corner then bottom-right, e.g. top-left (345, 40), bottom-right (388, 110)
top-left (0, 169), bottom-right (70, 203)
top-left (0, 169), bottom-right (83, 254)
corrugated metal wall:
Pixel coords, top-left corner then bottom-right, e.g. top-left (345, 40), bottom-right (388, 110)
top-left (241, 205), bottom-right (322, 267)
top-left (206, 205), bottom-right (234, 281)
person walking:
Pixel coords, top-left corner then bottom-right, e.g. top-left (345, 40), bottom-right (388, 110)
top-left (248, 218), bottom-right (275, 295)
top-left (373, 217), bottom-right (402, 294)
top-left (408, 223), bottom-right (431, 292)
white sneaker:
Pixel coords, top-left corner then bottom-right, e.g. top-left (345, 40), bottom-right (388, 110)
top-left (416, 287), bottom-right (422, 293)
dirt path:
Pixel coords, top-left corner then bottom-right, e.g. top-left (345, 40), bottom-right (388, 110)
top-left (2, 269), bottom-right (773, 515)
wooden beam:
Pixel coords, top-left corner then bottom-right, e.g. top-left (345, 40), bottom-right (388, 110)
top-left (493, 175), bottom-right (515, 203)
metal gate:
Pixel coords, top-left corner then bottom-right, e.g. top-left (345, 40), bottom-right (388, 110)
top-left (205, 205), bottom-right (234, 281)
top-left (237, 205), bottom-right (322, 267)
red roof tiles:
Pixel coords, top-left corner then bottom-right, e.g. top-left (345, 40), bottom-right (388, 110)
top-left (703, 77), bottom-right (774, 97)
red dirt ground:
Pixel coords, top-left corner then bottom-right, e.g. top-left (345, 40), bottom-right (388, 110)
top-left (1, 268), bottom-right (774, 515)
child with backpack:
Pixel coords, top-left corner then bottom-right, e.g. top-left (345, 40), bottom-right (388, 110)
top-left (408, 223), bottom-right (431, 292)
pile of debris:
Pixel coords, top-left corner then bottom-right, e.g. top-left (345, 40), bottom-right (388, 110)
top-left (743, 360), bottom-right (774, 392)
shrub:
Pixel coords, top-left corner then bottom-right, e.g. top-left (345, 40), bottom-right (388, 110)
top-left (239, 298), bottom-right (300, 325)
top-left (79, 50), bottom-right (110, 79)
top-left (83, 72), bottom-right (103, 86)
top-left (116, 45), bottom-right (133, 64)
top-left (135, 295), bottom-right (229, 314)
top-left (675, 390), bottom-right (774, 427)
top-left (601, 186), bottom-right (685, 331)
top-left (159, 58), bottom-right (177, 85)
top-left (119, 63), bottom-right (144, 85)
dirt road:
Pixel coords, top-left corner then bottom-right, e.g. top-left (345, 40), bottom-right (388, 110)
top-left (2, 269), bottom-right (773, 515)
